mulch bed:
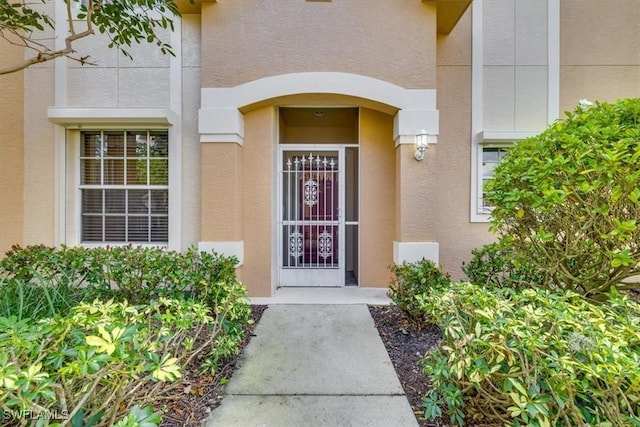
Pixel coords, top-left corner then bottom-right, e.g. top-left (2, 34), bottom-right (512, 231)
top-left (159, 305), bottom-right (267, 427)
top-left (369, 305), bottom-right (448, 427)
top-left (160, 304), bottom-right (447, 427)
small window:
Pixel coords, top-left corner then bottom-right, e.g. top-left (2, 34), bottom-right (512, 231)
top-left (479, 146), bottom-right (508, 213)
top-left (80, 130), bottom-right (169, 243)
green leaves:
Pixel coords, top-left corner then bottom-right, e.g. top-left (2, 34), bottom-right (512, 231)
top-left (419, 282), bottom-right (640, 426)
top-left (485, 98), bottom-right (640, 298)
top-left (1, 0), bottom-right (188, 74)
top-left (146, 353), bottom-right (182, 382)
top-left (0, 0), bottom-right (54, 33)
top-left (86, 325), bottom-right (127, 355)
top-left (85, 0), bottom-right (182, 60)
top-left (113, 405), bottom-right (162, 427)
top-left (388, 259), bottom-right (452, 325)
top-left (0, 244), bottom-right (251, 426)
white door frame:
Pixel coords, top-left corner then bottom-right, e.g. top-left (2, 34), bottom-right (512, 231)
top-left (277, 145), bottom-right (346, 287)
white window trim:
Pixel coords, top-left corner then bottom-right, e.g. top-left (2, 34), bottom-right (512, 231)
top-left (476, 140), bottom-right (512, 216)
top-left (50, 112), bottom-right (179, 250)
top-left (77, 130), bottom-right (170, 245)
top-left (470, 0), bottom-right (560, 222)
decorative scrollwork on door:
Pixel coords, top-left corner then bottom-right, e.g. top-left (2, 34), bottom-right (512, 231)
top-left (289, 231), bottom-right (304, 258)
top-left (303, 179), bottom-right (319, 206)
top-left (318, 230), bottom-right (333, 259)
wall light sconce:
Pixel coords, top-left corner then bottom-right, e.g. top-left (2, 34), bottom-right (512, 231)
top-left (414, 129), bottom-right (429, 161)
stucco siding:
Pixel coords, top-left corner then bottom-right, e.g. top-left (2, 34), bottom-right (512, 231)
top-left (0, 44), bottom-right (25, 254)
top-left (201, 0), bottom-right (437, 89)
top-left (436, 3), bottom-right (494, 278)
top-left (23, 68), bottom-right (56, 246)
top-left (359, 108), bottom-right (395, 287)
top-left (240, 107), bottom-right (275, 296)
top-left (482, 0), bottom-right (550, 132)
top-left (560, 0), bottom-right (640, 113)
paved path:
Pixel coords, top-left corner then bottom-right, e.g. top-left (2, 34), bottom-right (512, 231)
top-left (203, 304), bottom-right (418, 427)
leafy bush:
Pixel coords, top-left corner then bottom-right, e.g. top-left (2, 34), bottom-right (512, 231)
top-left (485, 98), bottom-right (640, 299)
top-left (0, 245), bottom-right (252, 424)
top-left (418, 282), bottom-right (640, 426)
top-left (388, 259), bottom-right (451, 325)
top-left (462, 242), bottom-right (548, 289)
top-left (0, 245), bottom-right (90, 320)
top-left (0, 298), bottom-right (229, 427)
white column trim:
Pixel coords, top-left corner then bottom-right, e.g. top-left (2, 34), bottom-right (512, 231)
top-left (54, 1), bottom-right (67, 107)
top-left (53, 1), bottom-right (68, 247)
top-left (393, 109), bottom-right (439, 146)
top-left (168, 17), bottom-right (183, 251)
top-left (470, 0), bottom-right (486, 222)
top-left (198, 241), bottom-right (244, 266)
top-left (548, 0), bottom-right (560, 123)
top-left (393, 241), bottom-right (440, 265)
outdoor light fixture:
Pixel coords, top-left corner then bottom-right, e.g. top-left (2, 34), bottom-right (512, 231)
top-left (414, 129), bottom-right (429, 161)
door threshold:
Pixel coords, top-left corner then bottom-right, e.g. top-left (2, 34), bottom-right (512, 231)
top-left (249, 287), bottom-right (391, 305)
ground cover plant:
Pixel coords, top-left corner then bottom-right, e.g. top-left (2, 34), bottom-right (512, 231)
top-left (418, 282), bottom-right (640, 426)
top-left (485, 98), bottom-right (640, 299)
top-left (388, 259), bottom-right (451, 326)
top-left (0, 245), bottom-right (251, 426)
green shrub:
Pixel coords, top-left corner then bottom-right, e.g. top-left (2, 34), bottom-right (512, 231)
top-left (462, 242), bottom-right (548, 289)
top-left (0, 298), bottom-right (231, 427)
top-left (0, 245), bottom-right (251, 426)
top-left (79, 245), bottom-right (242, 304)
top-left (418, 282), bottom-right (640, 426)
top-left (0, 245), bottom-right (90, 320)
top-left (1, 246), bottom-right (250, 341)
top-left (486, 98), bottom-right (640, 299)
top-left (388, 259), bottom-right (451, 325)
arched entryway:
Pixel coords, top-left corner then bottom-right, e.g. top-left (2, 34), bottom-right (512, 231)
top-left (197, 72), bottom-right (440, 297)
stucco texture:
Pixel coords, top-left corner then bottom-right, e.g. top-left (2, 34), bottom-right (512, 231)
top-left (201, 0), bottom-right (437, 89)
top-left (239, 107), bottom-right (275, 296)
top-left (436, 4), bottom-right (494, 279)
top-left (0, 44), bottom-right (25, 254)
top-left (560, 0), bottom-right (640, 113)
top-left (359, 108), bottom-right (395, 287)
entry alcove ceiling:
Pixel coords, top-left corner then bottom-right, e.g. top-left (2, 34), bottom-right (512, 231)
top-left (280, 107), bottom-right (359, 128)
top-left (279, 107), bottom-right (360, 145)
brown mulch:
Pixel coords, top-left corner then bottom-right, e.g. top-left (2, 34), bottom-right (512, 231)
top-left (159, 305), bottom-right (267, 427)
top-left (369, 305), bottom-right (449, 427)
top-left (159, 304), bottom-right (447, 427)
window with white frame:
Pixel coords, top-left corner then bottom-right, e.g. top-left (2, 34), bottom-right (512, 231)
top-left (80, 130), bottom-right (169, 243)
top-left (479, 146), bottom-right (509, 214)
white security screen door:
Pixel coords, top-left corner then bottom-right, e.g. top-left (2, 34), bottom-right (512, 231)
top-left (279, 147), bottom-right (345, 286)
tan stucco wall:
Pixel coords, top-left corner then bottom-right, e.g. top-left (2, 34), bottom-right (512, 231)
top-left (0, 44), bottom-right (25, 255)
top-left (23, 66), bottom-right (55, 246)
top-left (395, 143), bottom-right (437, 241)
top-left (359, 108), bottom-right (396, 287)
top-left (200, 143), bottom-right (243, 241)
top-left (436, 4), bottom-right (494, 278)
top-left (240, 107), bottom-right (275, 296)
top-left (560, 0), bottom-right (640, 113)
top-left (201, 0), bottom-right (437, 89)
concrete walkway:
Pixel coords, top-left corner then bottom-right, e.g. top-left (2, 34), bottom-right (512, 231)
top-left (203, 304), bottom-right (418, 427)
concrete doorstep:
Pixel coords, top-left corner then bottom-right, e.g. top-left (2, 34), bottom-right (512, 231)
top-left (203, 304), bottom-right (418, 427)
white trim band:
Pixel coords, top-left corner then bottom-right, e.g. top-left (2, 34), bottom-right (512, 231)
top-left (198, 241), bottom-right (244, 266)
top-left (48, 108), bottom-right (177, 126)
top-left (393, 241), bottom-right (440, 265)
top-left (199, 72), bottom-right (439, 145)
